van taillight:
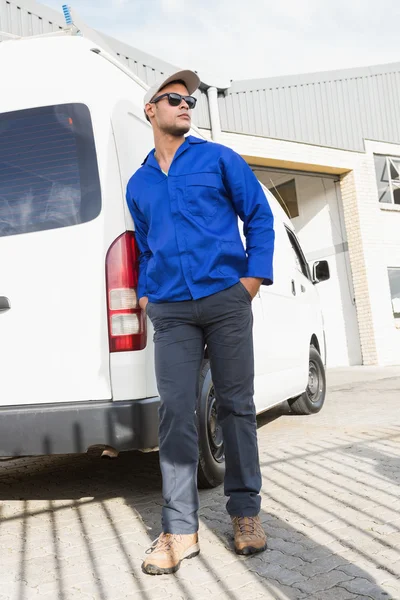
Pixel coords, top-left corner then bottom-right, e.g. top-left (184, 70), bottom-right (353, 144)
top-left (106, 232), bottom-right (146, 352)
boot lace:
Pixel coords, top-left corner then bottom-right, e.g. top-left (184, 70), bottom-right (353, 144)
top-left (233, 516), bottom-right (261, 536)
top-left (145, 533), bottom-right (183, 555)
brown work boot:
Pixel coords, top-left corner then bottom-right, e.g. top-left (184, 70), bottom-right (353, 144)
top-left (231, 516), bottom-right (267, 555)
top-left (142, 532), bottom-right (200, 575)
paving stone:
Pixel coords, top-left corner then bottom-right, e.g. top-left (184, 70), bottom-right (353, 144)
top-left (305, 589), bottom-right (359, 600)
top-left (259, 580), bottom-right (307, 600)
top-left (299, 545), bottom-right (336, 562)
top-left (382, 580), bottom-right (400, 600)
top-left (340, 577), bottom-right (395, 598)
top-left (338, 562), bottom-right (400, 585)
top-left (384, 532), bottom-right (400, 548)
top-left (297, 553), bottom-right (349, 577)
top-left (267, 537), bottom-right (308, 556)
top-left (271, 551), bottom-right (306, 569)
top-left (295, 569), bottom-right (353, 594)
top-left (250, 561), bottom-right (306, 586)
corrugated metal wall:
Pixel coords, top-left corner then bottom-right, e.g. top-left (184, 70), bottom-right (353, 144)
top-left (194, 90), bottom-right (211, 130)
top-left (118, 57), bottom-right (161, 85)
top-left (217, 65), bottom-right (400, 151)
top-left (0, 0), bottom-right (63, 39)
top-left (99, 32), bottom-right (175, 86)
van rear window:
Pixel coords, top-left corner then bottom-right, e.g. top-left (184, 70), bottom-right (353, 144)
top-left (0, 103), bottom-right (101, 237)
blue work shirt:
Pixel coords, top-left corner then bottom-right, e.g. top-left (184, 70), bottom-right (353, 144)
top-left (126, 136), bottom-right (275, 303)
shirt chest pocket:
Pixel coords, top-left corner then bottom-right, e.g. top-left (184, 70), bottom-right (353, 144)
top-left (185, 173), bottom-right (222, 217)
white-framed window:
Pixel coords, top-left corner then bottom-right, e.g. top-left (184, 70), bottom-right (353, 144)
top-left (388, 268), bottom-right (400, 321)
top-left (374, 155), bottom-right (400, 205)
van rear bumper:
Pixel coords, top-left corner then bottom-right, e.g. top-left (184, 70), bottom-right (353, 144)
top-left (0, 397), bottom-right (160, 457)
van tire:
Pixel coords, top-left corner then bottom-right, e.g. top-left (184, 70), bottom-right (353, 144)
top-left (289, 345), bottom-right (326, 415)
top-left (197, 360), bottom-right (226, 489)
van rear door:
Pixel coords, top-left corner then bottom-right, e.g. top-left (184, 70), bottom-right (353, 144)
top-left (0, 103), bottom-right (111, 406)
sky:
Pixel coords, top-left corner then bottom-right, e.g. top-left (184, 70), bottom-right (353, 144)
top-left (42, 0), bottom-right (400, 83)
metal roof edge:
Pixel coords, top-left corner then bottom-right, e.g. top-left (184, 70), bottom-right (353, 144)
top-left (228, 60), bottom-right (400, 93)
top-left (96, 30), bottom-right (181, 75)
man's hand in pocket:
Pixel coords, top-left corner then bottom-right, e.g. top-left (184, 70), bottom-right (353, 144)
top-left (139, 296), bottom-right (149, 311)
top-left (239, 277), bottom-right (263, 299)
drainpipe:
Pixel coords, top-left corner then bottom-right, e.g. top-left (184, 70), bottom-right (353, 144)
top-left (207, 86), bottom-right (222, 142)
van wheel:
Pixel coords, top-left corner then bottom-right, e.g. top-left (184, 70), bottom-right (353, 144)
top-left (197, 360), bottom-right (225, 489)
top-left (289, 345), bottom-right (326, 415)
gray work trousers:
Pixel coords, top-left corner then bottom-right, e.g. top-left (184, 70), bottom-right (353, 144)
top-left (146, 282), bottom-right (262, 534)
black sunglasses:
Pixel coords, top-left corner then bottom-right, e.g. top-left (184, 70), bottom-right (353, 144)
top-left (150, 92), bottom-right (197, 109)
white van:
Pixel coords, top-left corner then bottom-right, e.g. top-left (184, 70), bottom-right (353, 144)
top-left (0, 34), bottom-right (329, 488)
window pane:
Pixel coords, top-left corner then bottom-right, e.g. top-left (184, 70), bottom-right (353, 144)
top-left (374, 155), bottom-right (392, 204)
top-left (293, 250), bottom-right (303, 274)
top-left (389, 158), bottom-right (400, 181)
top-left (0, 104), bottom-right (101, 237)
top-left (388, 268), bottom-right (400, 318)
top-left (286, 228), bottom-right (309, 278)
top-left (270, 179), bottom-right (299, 218)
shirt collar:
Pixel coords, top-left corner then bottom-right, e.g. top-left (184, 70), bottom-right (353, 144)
top-left (141, 135), bottom-right (207, 166)
top-left (142, 149), bottom-right (158, 169)
top-left (187, 135), bottom-right (207, 145)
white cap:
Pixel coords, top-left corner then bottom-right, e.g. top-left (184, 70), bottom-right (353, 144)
top-left (143, 69), bottom-right (201, 107)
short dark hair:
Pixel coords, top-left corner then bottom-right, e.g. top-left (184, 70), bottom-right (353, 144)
top-left (145, 79), bottom-right (189, 122)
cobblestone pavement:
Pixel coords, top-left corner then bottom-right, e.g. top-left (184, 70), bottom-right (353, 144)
top-left (1, 367), bottom-right (400, 600)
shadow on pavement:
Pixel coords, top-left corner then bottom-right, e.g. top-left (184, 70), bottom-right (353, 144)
top-left (0, 423), bottom-right (399, 599)
top-left (344, 428), bottom-right (400, 487)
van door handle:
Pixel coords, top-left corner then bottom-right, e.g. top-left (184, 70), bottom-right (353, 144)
top-left (0, 296), bottom-right (11, 312)
top-left (291, 280), bottom-right (296, 296)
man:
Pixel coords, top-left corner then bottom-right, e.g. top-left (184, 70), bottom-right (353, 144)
top-left (126, 70), bottom-right (275, 576)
